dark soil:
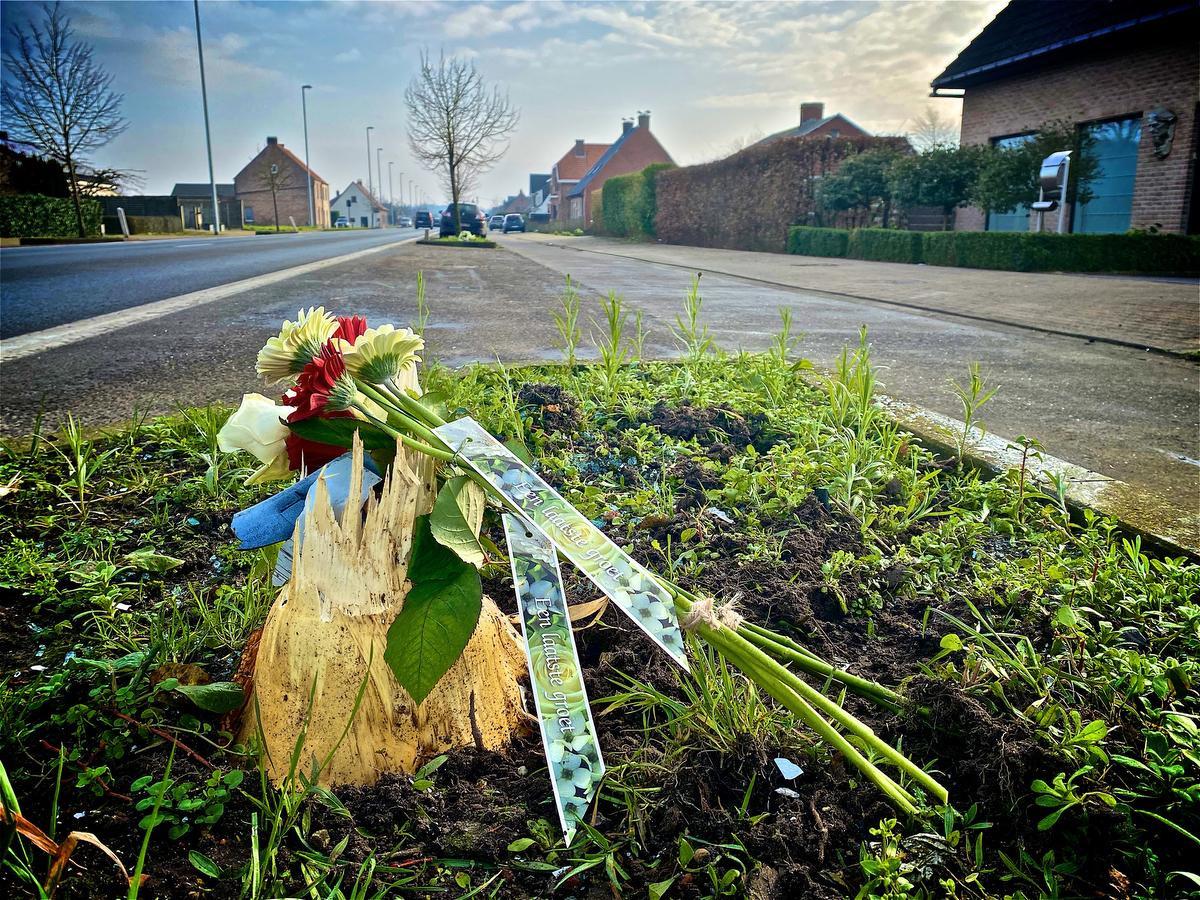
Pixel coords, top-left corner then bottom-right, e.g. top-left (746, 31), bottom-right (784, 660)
top-left (1, 396), bottom-right (1135, 898)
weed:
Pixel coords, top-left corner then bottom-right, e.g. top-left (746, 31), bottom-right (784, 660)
top-left (671, 273), bottom-right (714, 363)
top-left (553, 274), bottom-right (583, 366)
top-left (948, 362), bottom-right (997, 463)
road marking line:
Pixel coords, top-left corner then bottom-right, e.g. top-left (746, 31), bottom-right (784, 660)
top-left (1, 236), bottom-right (413, 364)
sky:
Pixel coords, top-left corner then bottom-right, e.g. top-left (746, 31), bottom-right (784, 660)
top-left (0, 0), bottom-right (1007, 208)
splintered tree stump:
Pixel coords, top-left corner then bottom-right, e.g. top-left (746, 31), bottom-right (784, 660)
top-left (242, 433), bottom-right (527, 787)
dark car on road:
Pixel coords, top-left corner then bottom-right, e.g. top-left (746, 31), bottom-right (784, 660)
top-left (439, 203), bottom-right (487, 238)
top-left (414, 210), bottom-right (433, 229)
top-left (502, 213), bottom-right (526, 233)
top-left (488, 215), bottom-right (505, 231)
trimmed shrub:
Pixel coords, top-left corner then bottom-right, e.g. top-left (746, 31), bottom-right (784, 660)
top-left (794, 228), bottom-right (1200, 274)
top-left (589, 189), bottom-right (606, 236)
top-left (599, 171), bottom-right (644, 238)
top-left (637, 162), bottom-right (674, 237)
top-left (847, 228), bottom-right (923, 264)
top-left (656, 134), bottom-right (911, 252)
top-left (0, 193), bottom-right (102, 237)
top-left (786, 226), bottom-right (849, 257)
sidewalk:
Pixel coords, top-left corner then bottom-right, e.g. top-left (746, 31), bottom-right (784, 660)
top-left (520, 234), bottom-right (1200, 355)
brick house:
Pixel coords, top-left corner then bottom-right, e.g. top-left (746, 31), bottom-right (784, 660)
top-left (234, 136), bottom-right (330, 228)
top-left (330, 181), bottom-right (388, 228)
top-left (753, 102), bottom-right (872, 148)
top-left (558, 113), bottom-right (674, 226)
top-left (933, 0), bottom-right (1199, 234)
top-left (548, 140), bottom-right (610, 224)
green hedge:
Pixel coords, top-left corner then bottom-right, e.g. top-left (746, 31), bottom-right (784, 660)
top-left (596, 163), bottom-right (676, 239)
top-left (788, 226), bottom-right (1200, 274)
top-left (0, 193), bottom-right (102, 238)
top-left (847, 228), bottom-right (923, 264)
top-left (786, 226), bottom-right (849, 257)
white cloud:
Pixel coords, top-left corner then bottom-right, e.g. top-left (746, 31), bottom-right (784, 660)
top-left (333, 47), bottom-right (362, 63)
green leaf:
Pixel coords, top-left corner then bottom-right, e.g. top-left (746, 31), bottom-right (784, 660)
top-left (1037, 807), bottom-right (1066, 831)
top-left (1054, 605), bottom-right (1078, 628)
top-left (430, 476), bottom-right (486, 567)
top-left (507, 838), bottom-right (536, 852)
top-left (173, 682), bottom-right (246, 714)
top-left (939, 633), bottom-right (963, 652)
top-left (678, 836), bottom-right (694, 866)
top-left (1077, 719), bottom-right (1107, 743)
top-left (649, 877), bottom-right (677, 900)
top-left (384, 515), bottom-right (483, 705)
top-left (126, 548), bottom-right (185, 573)
top-left (189, 850), bottom-right (221, 878)
top-left (287, 416), bottom-right (393, 451)
top-left (417, 390), bottom-right (453, 423)
top-left (504, 437), bottom-right (535, 466)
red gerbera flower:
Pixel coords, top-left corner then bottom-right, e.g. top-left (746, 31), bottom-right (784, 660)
top-left (285, 429), bottom-right (349, 472)
top-left (285, 345), bottom-right (358, 422)
top-left (333, 315), bottom-right (369, 345)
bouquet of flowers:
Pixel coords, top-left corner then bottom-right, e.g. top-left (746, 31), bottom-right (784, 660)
top-left (220, 307), bottom-right (945, 839)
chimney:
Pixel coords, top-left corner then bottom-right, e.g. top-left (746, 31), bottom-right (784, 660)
top-left (800, 102), bottom-right (824, 125)
top-left (622, 118), bottom-right (633, 134)
top-left (574, 139), bottom-right (585, 156)
top-left (637, 111), bottom-right (650, 130)
top-left (266, 136), bottom-right (278, 146)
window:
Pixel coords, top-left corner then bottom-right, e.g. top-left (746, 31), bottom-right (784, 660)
top-left (1076, 116), bottom-right (1142, 234)
top-left (986, 133), bottom-right (1034, 233)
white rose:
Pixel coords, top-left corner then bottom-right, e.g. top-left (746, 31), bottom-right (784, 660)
top-left (218, 393), bottom-right (294, 483)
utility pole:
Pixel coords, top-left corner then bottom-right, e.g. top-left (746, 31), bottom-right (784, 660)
top-left (193, 0), bottom-right (220, 234)
top-left (387, 162), bottom-right (395, 218)
top-left (365, 125), bottom-right (374, 196)
top-left (301, 84), bottom-right (313, 227)
top-left (376, 147), bottom-right (384, 226)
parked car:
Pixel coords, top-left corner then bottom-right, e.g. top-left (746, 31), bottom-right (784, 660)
top-left (489, 215), bottom-right (505, 230)
top-left (333, 218), bottom-right (350, 229)
top-left (398, 216), bottom-right (413, 227)
top-left (502, 213), bottom-right (526, 233)
top-left (414, 211), bottom-right (433, 229)
top-left (439, 203), bottom-right (486, 238)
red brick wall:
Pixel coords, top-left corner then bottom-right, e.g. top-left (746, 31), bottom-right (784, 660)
top-left (573, 128), bottom-right (674, 224)
top-left (955, 38), bottom-right (1198, 233)
top-left (235, 144), bottom-right (318, 228)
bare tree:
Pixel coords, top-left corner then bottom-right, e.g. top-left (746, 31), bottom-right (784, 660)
top-left (906, 106), bottom-right (959, 151)
top-left (1, 3), bottom-right (128, 236)
top-left (405, 50), bottom-right (518, 234)
top-left (251, 158), bottom-right (296, 232)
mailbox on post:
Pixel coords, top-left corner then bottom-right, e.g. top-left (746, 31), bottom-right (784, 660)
top-left (1031, 150), bottom-right (1072, 234)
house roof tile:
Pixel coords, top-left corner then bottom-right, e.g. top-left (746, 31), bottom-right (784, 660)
top-left (172, 182), bottom-right (236, 199)
top-left (932, 0), bottom-right (1197, 89)
top-left (753, 113), bottom-right (869, 148)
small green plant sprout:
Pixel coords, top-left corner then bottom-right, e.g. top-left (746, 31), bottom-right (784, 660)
top-left (51, 414), bottom-right (116, 518)
top-left (1030, 766), bottom-right (1116, 831)
top-left (671, 273), bottom-right (714, 363)
top-left (553, 274), bottom-right (583, 366)
top-left (591, 290), bottom-right (631, 403)
top-left (1008, 434), bottom-right (1044, 522)
top-left (947, 362), bottom-right (997, 463)
top-left (770, 306), bottom-right (800, 364)
top-left (415, 270), bottom-right (430, 336)
top-left (632, 309), bottom-right (649, 362)
top-left (822, 549), bottom-right (856, 614)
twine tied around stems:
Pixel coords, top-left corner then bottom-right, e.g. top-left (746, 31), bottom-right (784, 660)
top-left (681, 595), bottom-right (745, 632)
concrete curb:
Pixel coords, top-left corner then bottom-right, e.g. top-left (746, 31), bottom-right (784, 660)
top-left (877, 395), bottom-right (1199, 557)
top-left (532, 238), bottom-right (1198, 358)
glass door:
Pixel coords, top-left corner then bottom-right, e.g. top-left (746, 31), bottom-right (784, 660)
top-left (1076, 117), bottom-right (1142, 234)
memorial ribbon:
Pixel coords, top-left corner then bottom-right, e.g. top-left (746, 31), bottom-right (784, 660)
top-left (503, 514), bottom-right (604, 844)
top-left (434, 418), bottom-right (689, 669)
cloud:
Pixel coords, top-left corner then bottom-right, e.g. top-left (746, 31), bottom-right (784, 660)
top-left (333, 47), bottom-right (362, 63)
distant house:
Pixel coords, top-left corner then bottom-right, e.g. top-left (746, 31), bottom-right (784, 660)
top-left (330, 181), bottom-right (388, 228)
top-left (557, 112), bottom-right (674, 225)
top-left (233, 136), bottom-right (330, 228)
top-left (491, 190), bottom-right (531, 217)
top-left (753, 102), bottom-right (871, 148)
top-left (548, 140), bottom-right (610, 223)
top-left (932, 0), bottom-right (1198, 234)
top-left (528, 173), bottom-right (552, 222)
top-left (171, 183), bottom-right (237, 229)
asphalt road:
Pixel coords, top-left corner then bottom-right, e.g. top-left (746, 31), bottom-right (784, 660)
top-left (0, 229), bottom-right (419, 338)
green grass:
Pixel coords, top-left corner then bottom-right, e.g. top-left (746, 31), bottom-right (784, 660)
top-left (1, 323), bottom-right (1197, 897)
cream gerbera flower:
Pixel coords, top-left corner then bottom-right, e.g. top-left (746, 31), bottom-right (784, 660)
top-left (256, 307), bottom-right (338, 383)
top-left (338, 324), bottom-right (424, 385)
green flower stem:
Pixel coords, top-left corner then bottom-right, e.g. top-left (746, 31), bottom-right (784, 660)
top-left (699, 621), bottom-right (921, 815)
top-left (666, 581), bottom-right (902, 710)
top-left (357, 382), bottom-right (449, 451)
top-left (381, 379), bottom-right (446, 430)
top-left (350, 405), bottom-right (455, 462)
top-left (669, 588), bottom-right (946, 805)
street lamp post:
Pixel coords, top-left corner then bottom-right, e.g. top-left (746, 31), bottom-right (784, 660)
top-left (376, 147), bottom-right (384, 215)
top-left (387, 162), bottom-right (394, 215)
top-left (365, 126), bottom-right (374, 196)
top-left (193, 0), bottom-right (220, 234)
top-left (301, 84), bottom-right (313, 227)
